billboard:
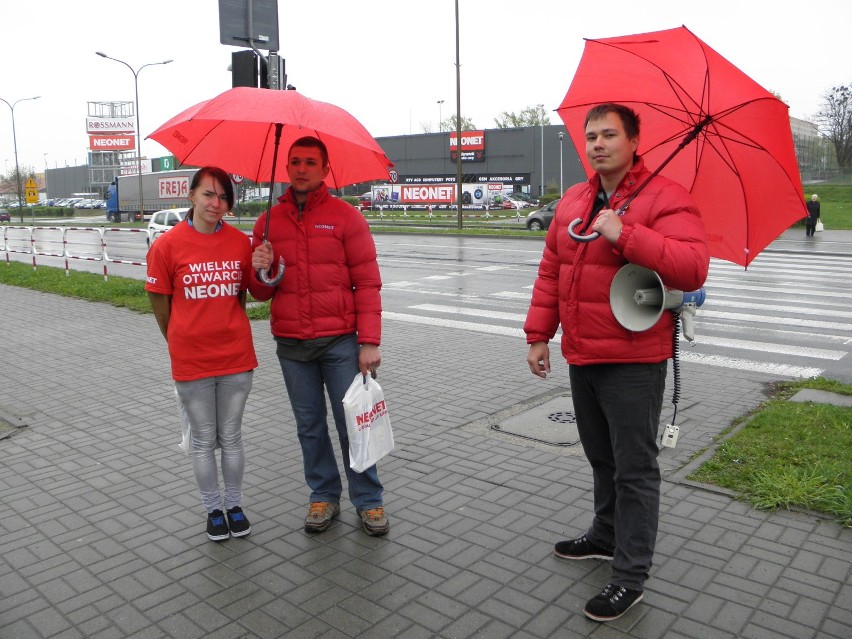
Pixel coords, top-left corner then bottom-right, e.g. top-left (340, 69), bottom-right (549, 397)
top-left (449, 130), bottom-right (485, 162)
top-left (89, 135), bottom-right (135, 151)
top-left (86, 117), bottom-right (135, 134)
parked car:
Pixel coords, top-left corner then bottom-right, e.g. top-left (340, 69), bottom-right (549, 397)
top-left (525, 199), bottom-right (560, 231)
top-left (0, 209), bottom-right (11, 222)
top-left (503, 195), bottom-right (528, 209)
top-left (511, 192), bottom-right (539, 207)
top-left (147, 209), bottom-right (187, 246)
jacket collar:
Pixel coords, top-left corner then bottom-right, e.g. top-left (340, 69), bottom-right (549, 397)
top-left (587, 155), bottom-right (647, 206)
top-left (279, 183), bottom-right (331, 209)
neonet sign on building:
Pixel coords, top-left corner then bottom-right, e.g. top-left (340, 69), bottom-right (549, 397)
top-left (449, 130), bottom-right (485, 162)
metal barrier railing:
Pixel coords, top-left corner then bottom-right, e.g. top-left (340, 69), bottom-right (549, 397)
top-left (3, 226), bottom-right (37, 269)
top-left (101, 227), bottom-right (150, 281)
top-left (2, 225), bottom-right (153, 281)
top-left (64, 227), bottom-right (105, 277)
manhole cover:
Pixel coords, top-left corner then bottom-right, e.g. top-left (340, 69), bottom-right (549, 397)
top-left (492, 397), bottom-right (580, 446)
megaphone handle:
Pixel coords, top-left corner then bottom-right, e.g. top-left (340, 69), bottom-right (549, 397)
top-left (567, 218), bottom-right (600, 242)
top-left (679, 306), bottom-right (697, 344)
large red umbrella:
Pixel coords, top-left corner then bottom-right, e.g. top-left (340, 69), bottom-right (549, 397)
top-left (557, 26), bottom-right (806, 267)
top-left (149, 87), bottom-right (393, 284)
top-left (148, 87), bottom-right (393, 189)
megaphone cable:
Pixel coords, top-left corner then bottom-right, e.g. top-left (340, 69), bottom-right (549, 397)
top-left (670, 311), bottom-right (681, 427)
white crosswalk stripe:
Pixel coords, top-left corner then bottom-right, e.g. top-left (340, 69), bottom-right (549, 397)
top-left (383, 251), bottom-right (852, 379)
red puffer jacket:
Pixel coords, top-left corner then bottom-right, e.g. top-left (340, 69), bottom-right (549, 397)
top-left (248, 185), bottom-right (382, 345)
top-left (524, 157), bottom-right (709, 365)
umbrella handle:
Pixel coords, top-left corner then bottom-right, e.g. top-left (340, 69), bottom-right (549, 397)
top-left (567, 217), bottom-right (600, 242)
top-left (257, 256), bottom-right (285, 286)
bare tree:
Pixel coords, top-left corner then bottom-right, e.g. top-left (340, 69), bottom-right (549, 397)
top-left (0, 165), bottom-right (36, 199)
top-left (444, 114), bottom-right (477, 131)
top-left (494, 105), bottom-right (551, 129)
top-left (814, 84), bottom-right (852, 170)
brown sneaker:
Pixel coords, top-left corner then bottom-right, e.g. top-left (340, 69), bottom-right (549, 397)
top-left (357, 506), bottom-right (389, 537)
top-left (304, 501), bottom-right (340, 533)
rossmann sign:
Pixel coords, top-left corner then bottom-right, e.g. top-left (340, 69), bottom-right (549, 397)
top-left (86, 117), bottom-right (135, 134)
top-left (89, 135), bottom-right (135, 150)
top-left (449, 130), bottom-right (485, 162)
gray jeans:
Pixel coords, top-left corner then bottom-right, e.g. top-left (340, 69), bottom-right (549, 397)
top-left (175, 371), bottom-right (253, 512)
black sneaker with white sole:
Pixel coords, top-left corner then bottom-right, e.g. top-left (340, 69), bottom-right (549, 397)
top-left (583, 583), bottom-right (644, 622)
top-left (226, 507), bottom-right (251, 538)
top-left (554, 534), bottom-right (614, 561)
top-left (207, 509), bottom-right (229, 542)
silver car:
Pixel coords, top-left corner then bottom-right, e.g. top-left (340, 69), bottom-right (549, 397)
top-left (525, 199), bottom-right (560, 231)
top-left (147, 208), bottom-right (187, 246)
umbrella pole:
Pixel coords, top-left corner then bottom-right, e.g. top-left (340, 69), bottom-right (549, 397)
top-left (258, 123), bottom-right (286, 286)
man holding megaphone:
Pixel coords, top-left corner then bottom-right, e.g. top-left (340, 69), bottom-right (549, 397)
top-left (524, 103), bottom-right (709, 622)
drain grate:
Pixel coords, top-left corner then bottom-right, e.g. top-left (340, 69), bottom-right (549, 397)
top-left (548, 411), bottom-right (576, 424)
top-left (491, 397), bottom-right (580, 447)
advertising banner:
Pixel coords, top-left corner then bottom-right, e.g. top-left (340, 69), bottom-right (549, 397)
top-left (86, 117), bottom-right (135, 134)
top-left (449, 130), bottom-right (485, 162)
top-left (89, 135), bottom-right (135, 150)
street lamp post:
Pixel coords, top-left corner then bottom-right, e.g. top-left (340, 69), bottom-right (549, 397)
top-left (0, 95), bottom-right (41, 223)
top-left (96, 52), bottom-right (172, 223)
top-left (437, 99), bottom-right (444, 132)
top-left (537, 103), bottom-right (544, 196)
top-left (558, 131), bottom-right (564, 195)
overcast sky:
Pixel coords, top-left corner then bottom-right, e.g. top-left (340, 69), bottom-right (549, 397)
top-left (2, 0), bottom-right (849, 173)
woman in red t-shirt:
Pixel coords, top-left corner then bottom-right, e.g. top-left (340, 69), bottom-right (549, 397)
top-left (145, 166), bottom-right (258, 542)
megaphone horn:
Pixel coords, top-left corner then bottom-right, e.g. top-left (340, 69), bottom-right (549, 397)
top-left (610, 264), bottom-right (705, 334)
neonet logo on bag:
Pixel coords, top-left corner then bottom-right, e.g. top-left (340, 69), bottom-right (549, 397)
top-left (355, 400), bottom-right (388, 430)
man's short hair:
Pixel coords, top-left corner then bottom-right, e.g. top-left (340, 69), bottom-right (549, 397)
top-left (584, 103), bottom-right (641, 140)
top-left (289, 136), bottom-right (329, 167)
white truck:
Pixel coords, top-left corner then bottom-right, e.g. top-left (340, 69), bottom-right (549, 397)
top-left (106, 169), bottom-right (197, 222)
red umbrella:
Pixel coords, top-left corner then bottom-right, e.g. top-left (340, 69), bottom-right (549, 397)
top-left (148, 87), bottom-right (393, 189)
top-left (557, 26), bottom-right (806, 267)
top-left (149, 87), bottom-right (394, 284)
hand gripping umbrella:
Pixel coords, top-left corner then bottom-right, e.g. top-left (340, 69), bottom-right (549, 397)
top-left (149, 87), bottom-right (394, 284)
top-left (557, 26), bottom-right (807, 268)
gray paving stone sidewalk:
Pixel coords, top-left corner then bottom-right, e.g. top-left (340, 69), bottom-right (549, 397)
top-left (0, 284), bottom-right (849, 639)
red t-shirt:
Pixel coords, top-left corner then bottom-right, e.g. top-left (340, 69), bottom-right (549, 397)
top-left (145, 220), bottom-right (258, 381)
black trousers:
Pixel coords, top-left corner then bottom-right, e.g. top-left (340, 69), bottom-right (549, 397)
top-left (569, 361), bottom-right (666, 590)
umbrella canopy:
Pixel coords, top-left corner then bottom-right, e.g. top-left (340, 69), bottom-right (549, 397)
top-left (148, 87), bottom-right (393, 189)
top-left (557, 26), bottom-right (806, 267)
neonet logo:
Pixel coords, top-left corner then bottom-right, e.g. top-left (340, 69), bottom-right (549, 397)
top-left (355, 400), bottom-right (388, 430)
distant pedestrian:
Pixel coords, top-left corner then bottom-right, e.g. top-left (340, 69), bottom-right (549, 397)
top-left (146, 166), bottom-right (257, 542)
top-left (805, 194), bottom-right (820, 237)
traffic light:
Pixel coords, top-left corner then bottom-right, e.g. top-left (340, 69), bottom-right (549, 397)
top-left (231, 50), bottom-right (285, 89)
top-left (231, 50), bottom-right (259, 88)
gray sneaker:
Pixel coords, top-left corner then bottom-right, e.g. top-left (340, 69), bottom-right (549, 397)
top-left (357, 506), bottom-right (389, 536)
top-left (304, 501), bottom-right (340, 533)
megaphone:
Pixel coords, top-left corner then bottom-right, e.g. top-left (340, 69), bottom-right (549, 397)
top-left (610, 264), bottom-right (706, 342)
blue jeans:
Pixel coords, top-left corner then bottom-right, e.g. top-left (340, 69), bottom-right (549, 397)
top-left (175, 371), bottom-right (253, 513)
top-left (277, 334), bottom-right (383, 510)
top-left (569, 362), bottom-right (666, 591)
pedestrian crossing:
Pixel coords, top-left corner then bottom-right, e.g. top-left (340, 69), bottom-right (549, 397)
top-left (381, 250), bottom-right (852, 379)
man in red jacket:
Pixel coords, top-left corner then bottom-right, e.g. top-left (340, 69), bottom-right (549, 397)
top-left (250, 136), bottom-right (389, 537)
top-left (525, 104), bottom-right (709, 622)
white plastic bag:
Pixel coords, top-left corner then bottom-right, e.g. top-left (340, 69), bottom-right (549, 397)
top-left (342, 373), bottom-right (394, 472)
top-left (815, 220), bottom-right (824, 232)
